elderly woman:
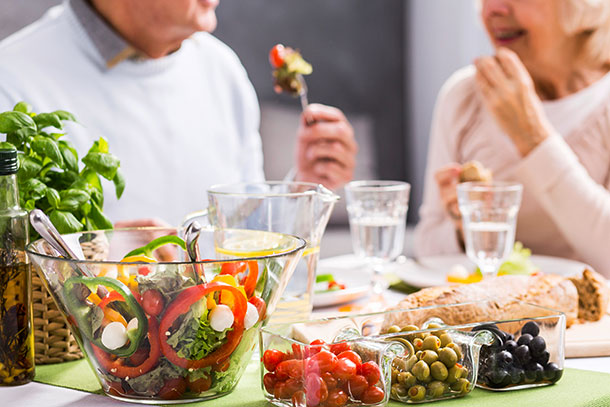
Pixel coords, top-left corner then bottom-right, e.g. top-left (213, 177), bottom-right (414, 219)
top-left (415, 0), bottom-right (610, 277)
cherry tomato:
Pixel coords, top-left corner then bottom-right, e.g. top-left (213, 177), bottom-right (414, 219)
top-left (138, 265), bottom-right (151, 276)
top-left (361, 386), bottom-right (385, 404)
top-left (188, 374), bottom-right (212, 393)
top-left (284, 378), bottom-right (302, 398)
top-left (292, 390), bottom-right (306, 407)
top-left (269, 44), bottom-right (286, 68)
top-left (276, 359), bottom-right (304, 380)
top-left (310, 339), bottom-right (326, 346)
top-left (325, 388), bottom-right (348, 407)
top-left (158, 377), bottom-right (187, 400)
top-left (249, 296), bottom-right (266, 321)
top-left (328, 342), bottom-right (351, 355)
top-left (263, 349), bottom-right (286, 372)
top-left (336, 351), bottom-right (362, 371)
top-left (347, 375), bottom-right (368, 400)
top-left (274, 382), bottom-right (288, 399)
top-left (361, 361), bottom-right (381, 385)
top-left (142, 289), bottom-right (165, 316)
top-left (263, 372), bottom-right (277, 394)
top-left (332, 358), bottom-right (357, 381)
top-left (306, 350), bottom-right (338, 374)
top-left (303, 339), bottom-right (329, 358)
top-left (292, 343), bottom-right (304, 360)
top-left (321, 372), bottom-right (337, 390)
top-left (305, 374), bottom-right (328, 407)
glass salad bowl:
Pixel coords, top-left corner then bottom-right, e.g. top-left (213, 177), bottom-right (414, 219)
top-left (27, 227), bottom-right (305, 404)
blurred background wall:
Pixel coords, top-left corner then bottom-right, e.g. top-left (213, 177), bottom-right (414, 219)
top-left (0, 0), bottom-right (491, 226)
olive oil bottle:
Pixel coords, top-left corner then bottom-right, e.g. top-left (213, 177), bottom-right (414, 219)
top-left (0, 149), bottom-right (34, 385)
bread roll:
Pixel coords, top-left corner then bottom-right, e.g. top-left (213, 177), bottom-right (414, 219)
top-left (569, 268), bottom-right (610, 321)
top-left (383, 274), bottom-right (579, 329)
top-left (459, 161), bottom-right (492, 183)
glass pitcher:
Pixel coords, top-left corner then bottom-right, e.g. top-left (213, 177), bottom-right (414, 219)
top-left (183, 181), bottom-right (339, 322)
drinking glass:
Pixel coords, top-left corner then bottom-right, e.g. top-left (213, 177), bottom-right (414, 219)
top-left (344, 181), bottom-right (410, 294)
top-left (456, 182), bottom-right (523, 279)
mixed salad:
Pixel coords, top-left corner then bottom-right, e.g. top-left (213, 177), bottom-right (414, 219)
top-left (62, 235), bottom-right (266, 400)
top-left (315, 273), bottom-right (346, 294)
top-left (269, 44), bottom-right (312, 96)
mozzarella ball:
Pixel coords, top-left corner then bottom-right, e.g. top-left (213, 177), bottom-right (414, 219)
top-left (101, 321), bottom-right (128, 350)
top-left (244, 302), bottom-right (259, 330)
top-left (209, 304), bottom-right (234, 332)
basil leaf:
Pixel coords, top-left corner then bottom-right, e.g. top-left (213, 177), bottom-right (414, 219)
top-left (0, 142), bottom-right (16, 150)
top-left (31, 135), bottom-right (64, 168)
top-left (82, 151), bottom-right (119, 180)
top-left (0, 111), bottom-right (36, 135)
top-left (58, 141), bottom-right (78, 172)
top-left (88, 137), bottom-right (109, 154)
top-left (22, 178), bottom-right (47, 200)
top-left (113, 169), bottom-right (125, 199)
top-left (89, 200), bottom-right (113, 230)
top-left (81, 169), bottom-right (103, 206)
top-left (6, 129), bottom-right (30, 147)
top-left (52, 110), bottom-right (77, 123)
top-left (13, 102), bottom-right (32, 114)
top-left (58, 189), bottom-right (90, 211)
top-left (34, 113), bottom-right (63, 131)
top-left (17, 155), bottom-right (42, 181)
top-left (46, 188), bottom-right (60, 209)
top-left (49, 210), bottom-right (83, 234)
top-left (24, 200), bottom-right (35, 211)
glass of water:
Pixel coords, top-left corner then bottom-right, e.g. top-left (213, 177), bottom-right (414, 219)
top-left (344, 180), bottom-right (410, 294)
top-left (456, 182), bottom-right (523, 279)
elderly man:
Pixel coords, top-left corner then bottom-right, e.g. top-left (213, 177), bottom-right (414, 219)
top-left (0, 0), bottom-right (356, 225)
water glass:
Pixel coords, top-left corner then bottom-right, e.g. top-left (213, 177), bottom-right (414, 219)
top-left (456, 182), bottom-right (523, 279)
top-left (344, 181), bottom-right (410, 293)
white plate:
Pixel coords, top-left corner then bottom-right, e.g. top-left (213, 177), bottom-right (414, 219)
top-left (314, 258), bottom-right (371, 308)
top-left (396, 254), bottom-right (591, 288)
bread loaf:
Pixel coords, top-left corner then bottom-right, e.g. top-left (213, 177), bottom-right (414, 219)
top-left (569, 268), bottom-right (610, 321)
top-left (383, 274), bottom-right (579, 329)
top-left (459, 161), bottom-right (492, 183)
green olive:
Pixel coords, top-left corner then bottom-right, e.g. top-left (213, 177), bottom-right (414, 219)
top-left (413, 338), bottom-right (424, 351)
top-left (430, 361), bottom-right (449, 381)
top-left (420, 350), bottom-right (439, 365)
top-left (387, 325), bottom-right (401, 333)
top-left (401, 324), bottom-right (425, 340)
top-left (459, 366), bottom-right (469, 379)
top-left (423, 335), bottom-right (441, 351)
top-left (392, 368), bottom-right (399, 383)
top-left (393, 357), bottom-right (408, 371)
top-left (439, 333), bottom-right (453, 348)
top-left (397, 371), bottom-right (416, 388)
top-left (412, 360), bottom-right (430, 381)
top-left (426, 323), bottom-right (447, 337)
top-left (450, 378), bottom-right (470, 394)
top-left (408, 385), bottom-right (426, 401)
top-left (439, 347), bottom-right (458, 368)
top-left (446, 342), bottom-right (463, 360)
top-left (446, 365), bottom-right (463, 384)
top-left (426, 381), bottom-right (447, 398)
top-left (391, 383), bottom-right (408, 399)
top-left (405, 355), bottom-right (418, 372)
top-left (415, 350), bottom-right (423, 360)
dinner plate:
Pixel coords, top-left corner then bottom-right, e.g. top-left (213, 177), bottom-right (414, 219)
top-left (313, 257), bottom-right (371, 308)
top-left (396, 254), bottom-right (591, 288)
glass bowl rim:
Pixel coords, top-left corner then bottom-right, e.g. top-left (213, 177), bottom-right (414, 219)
top-left (208, 181), bottom-right (339, 201)
top-left (260, 299), bottom-right (565, 345)
top-left (456, 181), bottom-right (523, 193)
top-left (26, 226), bottom-right (307, 266)
top-left (345, 180), bottom-right (411, 193)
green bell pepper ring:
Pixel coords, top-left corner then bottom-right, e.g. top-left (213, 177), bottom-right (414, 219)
top-left (123, 235), bottom-right (187, 259)
top-left (63, 276), bottom-right (148, 358)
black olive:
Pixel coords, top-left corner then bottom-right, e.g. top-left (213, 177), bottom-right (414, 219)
top-left (521, 321), bottom-right (540, 337)
top-left (497, 350), bottom-right (513, 367)
top-left (503, 340), bottom-right (518, 353)
top-left (536, 350), bottom-right (550, 366)
top-left (517, 334), bottom-right (533, 347)
top-left (514, 345), bottom-right (531, 364)
top-left (529, 336), bottom-right (546, 356)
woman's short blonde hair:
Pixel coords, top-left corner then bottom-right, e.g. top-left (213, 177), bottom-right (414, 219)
top-left (558, 0), bottom-right (610, 64)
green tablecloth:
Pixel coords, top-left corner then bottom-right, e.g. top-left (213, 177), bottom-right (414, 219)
top-left (35, 358), bottom-right (610, 407)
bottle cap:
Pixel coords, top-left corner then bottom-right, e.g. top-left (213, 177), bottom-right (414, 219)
top-left (0, 149), bottom-right (19, 175)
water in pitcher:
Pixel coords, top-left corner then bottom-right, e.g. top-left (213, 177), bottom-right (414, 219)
top-left (349, 216), bottom-right (404, 263)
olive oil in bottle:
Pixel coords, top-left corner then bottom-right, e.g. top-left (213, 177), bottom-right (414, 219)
top-left (0, 149), bottom-right (34, 385)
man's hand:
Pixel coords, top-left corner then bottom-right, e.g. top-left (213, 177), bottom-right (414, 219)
top-left (474, 48), bottom-right (553, 156)
top-left (295, 103), bottom-right (357, 189)
top-left (114, 218), bottom-right (175, 261)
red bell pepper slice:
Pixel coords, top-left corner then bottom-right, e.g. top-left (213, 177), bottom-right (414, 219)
top-left (159, 282), bottom-right (247, 369)
top-left (220, 261), bottom-right (259, 298)
top-left (92, 315), bottom-right (161, 379)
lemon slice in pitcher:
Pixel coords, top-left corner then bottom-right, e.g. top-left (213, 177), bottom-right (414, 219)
top-left (215, 230), bottom-right (297, 258)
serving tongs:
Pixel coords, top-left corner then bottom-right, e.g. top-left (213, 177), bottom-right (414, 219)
top-left (29, 209), bottom-right (94, 277)
top-left (184, 220), bottom-right (207, 284)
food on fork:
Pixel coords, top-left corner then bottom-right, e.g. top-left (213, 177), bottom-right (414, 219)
top-left (459, 160), bottom-right (492, 183)
top-left (269, 43), bottom-right (312, 96)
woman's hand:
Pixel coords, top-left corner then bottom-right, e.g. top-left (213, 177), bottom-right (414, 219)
top-left (435, 164), bottom-right (463, 226)
top-left (295, 103), bottom-right (357, 190)
top-left (474, 47), bottom-right (554, 156)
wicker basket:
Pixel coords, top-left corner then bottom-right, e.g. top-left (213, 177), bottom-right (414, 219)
top-left (32, 233), bottom-right (109, 364)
